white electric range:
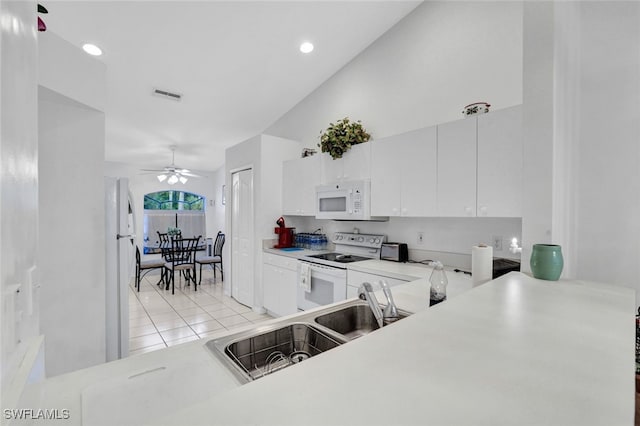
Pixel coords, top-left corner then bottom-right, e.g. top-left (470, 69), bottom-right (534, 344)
top-left (297, 232), bottom-right (386, 310)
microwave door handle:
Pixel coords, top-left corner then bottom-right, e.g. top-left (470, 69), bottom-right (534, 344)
top-left (347, 189), bottom-right (353, 214)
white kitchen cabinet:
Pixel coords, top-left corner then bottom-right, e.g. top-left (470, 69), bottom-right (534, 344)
top-left (437, 105), bottom-right (523, 217)
top-left (477, 105), bottom-right (523, 217)
top-left (282, 155), bottom-right (321, 216)
top-left (371, 126), bottom-right (437, 217)
top-left (262, 253), bottom-right (298, 317)
top-left (437, 117), bottom-right (477, 217)
top-left (346, 270), bottom-right (410, 299)
top-left (320, 142), bottom-right (371, 183)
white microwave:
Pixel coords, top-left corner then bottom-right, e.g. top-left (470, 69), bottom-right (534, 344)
top-left (315, 180), bottom-right (387, 221)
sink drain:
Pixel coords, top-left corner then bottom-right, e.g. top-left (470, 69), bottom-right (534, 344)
top-left (289, 351), bottom-right (311, 363)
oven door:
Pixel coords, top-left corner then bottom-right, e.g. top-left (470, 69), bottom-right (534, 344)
top-left (297, 261), bottom-right (347, 311)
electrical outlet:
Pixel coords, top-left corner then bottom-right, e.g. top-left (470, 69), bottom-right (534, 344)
top-left (492, 235), bottom-right (503, 251)
top-left (417, 232), bottom-right (424, 245)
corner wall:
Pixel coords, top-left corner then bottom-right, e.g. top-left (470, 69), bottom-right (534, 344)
top-left (1, 0), bottom-right (41, 406)
top-left (38, 32), bottom-right (107, 376)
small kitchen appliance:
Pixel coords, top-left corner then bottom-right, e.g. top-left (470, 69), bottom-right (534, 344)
top-left (315, 180), bottom-right (388, 221)
top-left (380, 242), bottom-right (408, 262)
top-left (274, 217), bottom-right (295, 249)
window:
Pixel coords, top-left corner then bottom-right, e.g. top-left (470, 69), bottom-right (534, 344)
top-left (143, 190), bottom-right (206, 253)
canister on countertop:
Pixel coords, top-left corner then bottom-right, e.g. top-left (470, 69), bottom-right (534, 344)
top-left (429, 261), bottom-right (448, 306)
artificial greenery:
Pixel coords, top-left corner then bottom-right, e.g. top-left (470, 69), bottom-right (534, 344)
top-left (167, 226), bottom-right (181, 236)
top-left (318, 117), bottom-right (371, 160)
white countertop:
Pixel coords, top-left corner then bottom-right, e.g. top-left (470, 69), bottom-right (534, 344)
top-left (17, 273), bottom-right (635, 426)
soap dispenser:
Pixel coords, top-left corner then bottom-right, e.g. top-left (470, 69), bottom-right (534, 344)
top-left (429, 261), bottom-right (448, 306)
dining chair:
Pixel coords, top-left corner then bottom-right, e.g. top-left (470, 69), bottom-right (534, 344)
top-left (195, 232), bottom-right (225, 285)
top-left (135, 246), bottom-right (165, 292)
top-left (157, 230), bottom-right (180, 252)
top-left (162, 236), bottom-right (200, 294)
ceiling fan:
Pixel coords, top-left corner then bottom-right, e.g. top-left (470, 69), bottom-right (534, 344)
top-left (141, 146), bottom-right (204, 185)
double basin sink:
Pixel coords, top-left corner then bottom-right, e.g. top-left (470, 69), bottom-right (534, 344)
top-left (205, 299), bottom-right (410, 383)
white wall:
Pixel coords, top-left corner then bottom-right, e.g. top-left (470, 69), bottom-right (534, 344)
top-left (1, 0), bottom-right (42, 406)
top-left (572, 2), bottom-right (640, 294)
top-left (38, 33), bottom-right (107, 377)
top-left (104, 161), bottom-right (221, 257)
top-left (266, 1), bottom-right (523, 147)
top-left (224, 135), bottom-right (300, 307)
top-left (284, 216), bottom-right (522, 269)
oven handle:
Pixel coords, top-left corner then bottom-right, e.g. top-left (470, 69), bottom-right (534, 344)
top-left (298, 260), bottom-right (347, 277)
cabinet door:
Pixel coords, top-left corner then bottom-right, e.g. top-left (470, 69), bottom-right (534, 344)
top-left (262, 263), bottom-right (280, 314)
top-left (477, 106), bottom-right (522, 217)
top-left (437, 118), bottom-right (477, 217)
top-left (282, 155), bottom-right (321, 216)
top-left (320, 142), bottom-right (371, 183)
top-left (371, 136), bottom-right (402, 216)
top-left (279, 268), bottom-right (298, 316)
top-left (342, 142), bottom-right (371, 182)
top-left (321, 153), bottom-right (344, 183)
top-left (399, 126), bottom-right (437, 217)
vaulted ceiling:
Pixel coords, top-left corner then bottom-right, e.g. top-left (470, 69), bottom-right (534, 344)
top-left (45, 1), bottom-right (421, 172)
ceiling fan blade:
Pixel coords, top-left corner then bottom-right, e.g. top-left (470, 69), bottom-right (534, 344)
top-left (180, 171), bottom-right (205, 178)
top-left (140, 168), bottom-right (169, 172)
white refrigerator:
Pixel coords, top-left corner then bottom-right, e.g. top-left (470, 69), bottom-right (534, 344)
top-left (104, 177), bottom-right (134, 361)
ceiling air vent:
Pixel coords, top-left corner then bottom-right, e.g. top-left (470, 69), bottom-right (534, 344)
top-left (152, 88), bottom-right (182, 101)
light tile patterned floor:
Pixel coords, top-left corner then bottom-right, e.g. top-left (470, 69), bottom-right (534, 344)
top-left (128, 269), bottom-right (273, 356)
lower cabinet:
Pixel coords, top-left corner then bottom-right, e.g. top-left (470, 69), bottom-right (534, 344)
top-left (346, 270), bottom-right (410, 299)
top-left (262, 253), bottom-right (298, 317)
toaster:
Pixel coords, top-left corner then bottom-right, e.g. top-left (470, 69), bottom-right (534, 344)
top-left (380, 242), bottom-right (409, 262)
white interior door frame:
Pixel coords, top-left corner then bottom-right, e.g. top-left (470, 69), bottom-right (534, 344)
top-left (230, 166), bottom-right (254, 307)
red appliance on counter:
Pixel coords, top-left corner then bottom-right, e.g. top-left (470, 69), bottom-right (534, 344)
top-left (274, 217), bottom-right (295, 248)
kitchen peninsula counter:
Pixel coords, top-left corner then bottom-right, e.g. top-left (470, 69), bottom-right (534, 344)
top-left (16, 273), bottom-right (635, 426)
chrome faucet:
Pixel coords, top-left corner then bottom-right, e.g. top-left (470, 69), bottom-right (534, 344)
top-left (380, 280), bottom-right (399, 323)
top-left (358, 281), bottom-right (399, 328)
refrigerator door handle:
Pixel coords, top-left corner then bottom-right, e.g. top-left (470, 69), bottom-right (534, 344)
top-left (116, 234), bottom-right (135, 240)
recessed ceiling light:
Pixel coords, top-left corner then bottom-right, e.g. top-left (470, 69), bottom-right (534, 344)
top-left (299, 42), bottom-right (314, 54)
top-left (82, 43), bottom-right (102, 56)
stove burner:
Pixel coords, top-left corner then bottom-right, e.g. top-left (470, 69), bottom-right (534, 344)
top-left (306, 252), bottom-right (370, 264)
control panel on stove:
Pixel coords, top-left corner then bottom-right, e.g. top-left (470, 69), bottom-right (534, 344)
top-left (332, 232), bottom-right (386, 249)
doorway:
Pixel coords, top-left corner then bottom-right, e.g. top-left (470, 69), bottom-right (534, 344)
top-left (231, 168), bottom-right (254, 307)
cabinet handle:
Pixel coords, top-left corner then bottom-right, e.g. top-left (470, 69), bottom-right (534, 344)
top-left (401, 208), bottom-right (408, 214)
top-left (479, 206), bottom-right (487, 216)
top-left (465, 207), bottom-right (473, 216)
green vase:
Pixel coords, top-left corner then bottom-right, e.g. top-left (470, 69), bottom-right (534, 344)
top-left (530, 244), bottom-right (564, 281)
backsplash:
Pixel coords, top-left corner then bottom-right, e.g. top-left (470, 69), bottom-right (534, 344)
top-left (281, 216), bottom-right (522, 266)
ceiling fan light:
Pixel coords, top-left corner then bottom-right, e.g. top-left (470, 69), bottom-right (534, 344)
top-left (167, 175), bottom-right (179, 185)
top-left (157, 174), bottom-right (167, 182)
top-left (179, 176), bottom-right (188, 184)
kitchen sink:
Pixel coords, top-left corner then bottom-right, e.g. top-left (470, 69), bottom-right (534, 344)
top-left (314, 302), bottom-right (410, 340)
top-left (206, 322), bottom-right (345, 382)
top-left (205, 299), bottom-right (412, 383)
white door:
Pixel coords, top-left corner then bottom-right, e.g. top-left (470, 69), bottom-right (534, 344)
top-left (105, 177), bottom-right (132, 361)
top-left (231, 168), bottom-right (254, 307)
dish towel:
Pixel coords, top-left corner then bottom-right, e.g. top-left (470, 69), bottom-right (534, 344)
top-left (299, 263), bottom-right (311, 293)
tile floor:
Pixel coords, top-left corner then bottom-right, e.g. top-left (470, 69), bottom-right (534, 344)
top-left (128, 269), bottom-right (273, 357)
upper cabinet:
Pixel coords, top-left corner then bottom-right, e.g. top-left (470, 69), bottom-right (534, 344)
top-left (371, 126), bottom-right (437, 217)
top-left (437, 118), bottom-right (478, 217)
top-left (437, 105), bottom-right (523, 217)
top-left (320, 142), bottom-right (371, 183)
top-left (280, 106), bottom-right (522, 219)
top-left (476, 105), bottom-right (522, 217)
top-left (282, 154), bottom-right (322, 216)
